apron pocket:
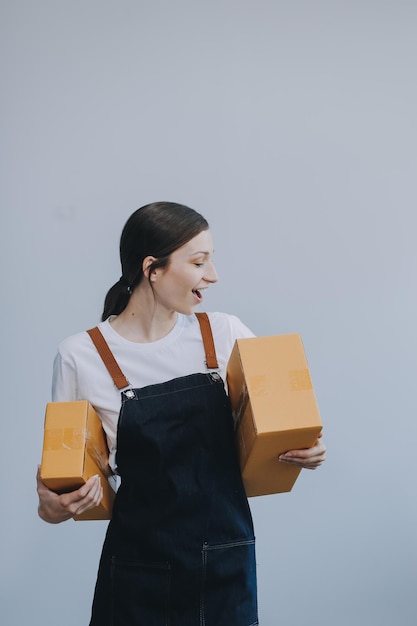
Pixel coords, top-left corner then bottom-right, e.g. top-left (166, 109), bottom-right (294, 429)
top-left (110, 556), bottom-right (171, 626)
top-left (201, 539), bottom-right (258, 626)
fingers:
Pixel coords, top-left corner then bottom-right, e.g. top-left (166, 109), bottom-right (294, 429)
top-left (75, 475), bottom-right (103, 514)
top-left (279, 437), bottom-right (327, 470)
top-left (61, 475), bottom-right (103, 516)
top-left (73, 476), bottom-right (103, 516)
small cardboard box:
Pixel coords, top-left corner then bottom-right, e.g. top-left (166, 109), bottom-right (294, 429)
top-left (40, 400), bottom-right (115, 520)
top-left (227, 334), bottom-right (322, 497)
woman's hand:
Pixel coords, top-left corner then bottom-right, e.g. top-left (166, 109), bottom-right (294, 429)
top-left (278, 433), bottom-right (326, 470)
top-left (36, 466), bottom-right (103, 524)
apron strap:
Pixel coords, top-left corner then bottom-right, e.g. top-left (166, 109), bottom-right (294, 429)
top-left (195, 312), bottom-right (219, 369)
top-left (86, 327), bottom-right (130, 390)
top-left (87, 313), bottom-right (219, 388)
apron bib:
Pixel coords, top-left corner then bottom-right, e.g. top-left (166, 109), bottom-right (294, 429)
top-left (87, 314), bottom-right (258, 626)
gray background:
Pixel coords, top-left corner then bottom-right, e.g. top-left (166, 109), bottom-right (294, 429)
top-left (1, 1), bottom-right (416, 624)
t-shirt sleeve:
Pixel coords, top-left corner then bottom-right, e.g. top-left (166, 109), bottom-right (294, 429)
top-left (51, 351), bottom-right (79, 402)
top-left (227, 314), bottom-right (256, 341)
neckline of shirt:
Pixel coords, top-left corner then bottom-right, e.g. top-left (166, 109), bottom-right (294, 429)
top-left (99, 313), bottom-right (190, 350)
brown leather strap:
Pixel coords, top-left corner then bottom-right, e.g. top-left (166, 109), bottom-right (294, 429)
top-left (87, 327), bottom-right (130, 390)
top-left (195, 312), bottom-right (219, 369)
top-left (87, 314), bottom-right (218, 388)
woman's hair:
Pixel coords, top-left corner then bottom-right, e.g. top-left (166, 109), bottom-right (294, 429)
top-left (101, 202), bottom-right (209, 321)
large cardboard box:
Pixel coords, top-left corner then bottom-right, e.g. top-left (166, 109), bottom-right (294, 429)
top-left (40, 400), bottom-right (115, 520)
top-left (227, 334), bottom-right (322, 497)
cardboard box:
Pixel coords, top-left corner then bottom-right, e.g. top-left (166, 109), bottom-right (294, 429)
top-left (40, 400), bottom-right (115, 520)
top-left (227, 334), bottom-right (322, 496)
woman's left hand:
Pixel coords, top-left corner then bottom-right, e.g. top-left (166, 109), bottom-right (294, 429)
top-left (278, 433), bottom-right (326, 469)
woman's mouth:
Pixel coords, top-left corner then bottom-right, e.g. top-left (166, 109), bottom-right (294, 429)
top-left (192, 289), bottom-right (203, 302)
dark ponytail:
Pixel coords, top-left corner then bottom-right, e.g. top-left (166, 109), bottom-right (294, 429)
top-left (101, 202), bottom-right (209, 321)
top-left (101, 278), bottom-right (132, 322)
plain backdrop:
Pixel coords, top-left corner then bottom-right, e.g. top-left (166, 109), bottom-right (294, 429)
top-left (1, 1), bottom-right (416, 625)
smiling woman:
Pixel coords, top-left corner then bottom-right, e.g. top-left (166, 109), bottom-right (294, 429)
top-left (37, 201), bottom-right (326, 626)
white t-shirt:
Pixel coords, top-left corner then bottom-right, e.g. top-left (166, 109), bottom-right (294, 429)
top-left (52, 312), bottom-right (254, 470)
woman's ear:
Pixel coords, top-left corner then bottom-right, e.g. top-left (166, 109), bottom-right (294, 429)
top-left (142, 256), bottom-right (158, 281)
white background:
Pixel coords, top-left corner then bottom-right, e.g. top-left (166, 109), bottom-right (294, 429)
top-left (1, 1), bottom-right (416, 624)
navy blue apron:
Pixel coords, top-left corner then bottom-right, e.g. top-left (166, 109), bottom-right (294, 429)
top-left (87, 314), bottom-right (258, 626)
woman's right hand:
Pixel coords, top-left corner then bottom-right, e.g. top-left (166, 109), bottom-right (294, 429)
top-left (36, 466), bottom-right (103, 524)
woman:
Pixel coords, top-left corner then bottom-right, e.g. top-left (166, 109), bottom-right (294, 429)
top-left (37, 202), bottom-right (326, 626)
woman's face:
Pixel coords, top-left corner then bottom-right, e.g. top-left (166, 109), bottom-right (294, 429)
top-left (150, 229), bottom-right (218, 315)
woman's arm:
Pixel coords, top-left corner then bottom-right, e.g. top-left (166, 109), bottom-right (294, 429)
top-left (37, 348), bottom-right (105, 523)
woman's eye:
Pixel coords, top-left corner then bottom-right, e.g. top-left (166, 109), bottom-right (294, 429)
top-left (194, 263), bottom-right (204, 267)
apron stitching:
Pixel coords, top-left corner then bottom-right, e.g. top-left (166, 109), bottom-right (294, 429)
top-left (109, 556), bottom-right (116, 626)
top-left (200, 544), bottom-right (207, 626)
top-left (122, 380), bottom-right (223, 401)
top-left (165, 563), bottom-right (171, 626)
top-left (203, 538), bottom-right (255, 551)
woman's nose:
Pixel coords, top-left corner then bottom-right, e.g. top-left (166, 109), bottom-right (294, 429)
top-left (204, 261), bottom-right (218, 283)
